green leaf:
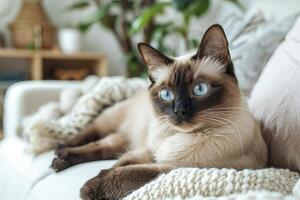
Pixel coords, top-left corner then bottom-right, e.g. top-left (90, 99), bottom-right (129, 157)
top-left (66, 1), bottom-right (90, 12)
top-left (183, 0), bottom-right (210, 18)
top-left (174, 26), bottom-right (186, 36)
top-left (172, 0), bottom-right (194, 10)
top-left (190, 38), bottom-right (199, 49)
top-left (100, 14), bottom-right (117, 30)
top-left (130, 2), bottom-right (171, 34)
top-left (151, 23), bottom-right (172, 43)
top-left (77, 3), bottom-right (112, 33)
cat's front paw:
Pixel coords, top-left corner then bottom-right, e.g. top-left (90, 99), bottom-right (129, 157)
top-left (51, 157), bottom-right (72, 172)
top-left (55, 147), bottom-right (70, 157)
top-left (80, 170), bottom-right (113, 200)
top-left (80, 165), bottom-right (159, 200)
top-left (51, 148), bottom-right (73, 172)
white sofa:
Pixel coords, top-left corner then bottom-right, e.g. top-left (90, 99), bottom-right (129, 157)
top-left (0, 81), bottom-right (116, 200)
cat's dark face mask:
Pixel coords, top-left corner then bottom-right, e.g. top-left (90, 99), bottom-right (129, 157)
top-left (138, 24), bottom-right (240, 132)
top-left (160, 66), bottom-right (225, 125)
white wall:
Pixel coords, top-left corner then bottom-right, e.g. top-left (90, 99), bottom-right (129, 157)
top-left (0, 0), bottom-right (299, 75)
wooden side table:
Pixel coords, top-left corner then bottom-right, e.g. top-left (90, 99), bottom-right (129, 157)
top-left (0, 49), bottom-right (107, 80)
top-left (0, 49), bottom-right (108, 138)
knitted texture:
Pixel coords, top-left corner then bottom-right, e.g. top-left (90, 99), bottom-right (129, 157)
top-left (125, 168), bottom-right (300, 200)
top-left (168, 191), bottom-right (300, 200)
top-left (24, 77), bottom-right (148, 154)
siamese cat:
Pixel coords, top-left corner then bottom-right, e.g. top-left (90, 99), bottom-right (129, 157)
top-left (51, 25), bottom-right (267, 200)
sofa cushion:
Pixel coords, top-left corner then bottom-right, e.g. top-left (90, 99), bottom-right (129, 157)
top-left (0, 137), bottom-right (54, 200)
top-left (4, 81), bottom-right (81, 138)
top-left (0, 137), bottom-right (54, 183)
top-left (223, 9), bottom-right (298, 96)
top-left (0, 137), bottom-right (116, 200)
top-left (27, 160), bottom-right (115, 200)
top-left (249, 16), bottom-right (300, 170)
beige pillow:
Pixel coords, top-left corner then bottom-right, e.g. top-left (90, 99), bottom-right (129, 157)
top-left (223, 9), bottom-right (298, 96)
top-left (249, 16), bottom-right (300, 171)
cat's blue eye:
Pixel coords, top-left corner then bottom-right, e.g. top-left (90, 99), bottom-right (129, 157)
top-left (193, 82), bottom-right (209, 96)
top-left (159, 88), bottom-right (174, 102)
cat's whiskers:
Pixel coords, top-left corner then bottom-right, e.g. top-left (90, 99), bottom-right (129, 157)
top-left (201, 116), bottom-right (227, 126)
top-left (199, 109), bottom-right (249, 121)
top-left (200, 112), bottom-right (236, 122)
top-left (196, 113), bottom-right (245, 153)
top-left (157, 116), bottom-right (173, 133)
top-left (156, 105), bottom-right (248, 150)
top-left (199, 101), bottom-right (248, 111)
top-left (212, 116), bottom-right (244, 154)
top-left (201, 107), bottom-right (249, 113)
top-left (194, 117), bottom-right (238, 154)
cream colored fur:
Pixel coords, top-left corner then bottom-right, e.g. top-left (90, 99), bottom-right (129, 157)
top-left (76, 26), bottom-right (269, 200)
top-left (101, 54), bottom-right (267, 169)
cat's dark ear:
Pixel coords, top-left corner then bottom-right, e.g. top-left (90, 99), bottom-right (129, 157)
top-left (195, 24), bottom-right (230, 63)
top-left (194, 24), bottom-right (235, 77)
top-left (137, 43), bottom-right (173, 71)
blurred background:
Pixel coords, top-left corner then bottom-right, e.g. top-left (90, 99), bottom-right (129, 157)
top-left (0, 1), bottom-right (300, 199)
top-left (0, 0), bottom-right (299, 137)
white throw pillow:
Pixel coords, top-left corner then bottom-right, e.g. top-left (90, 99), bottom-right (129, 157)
top-left (223, 9), bottom-right (298, 95)
top-left (249, 16), bottom-right (300, 171)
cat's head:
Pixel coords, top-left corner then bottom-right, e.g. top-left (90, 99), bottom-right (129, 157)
top-left (138, 24), bottom-right (242, 132)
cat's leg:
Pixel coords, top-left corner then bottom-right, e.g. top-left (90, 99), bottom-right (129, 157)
top-left (56, 123), bottom-right (101, 150)
top-left (51, 133), bottom-right (128, 172)
top-left (113, 148), bottom-right (153, 167)
top-left (59, 99), bottom-right (132, 149)
top-left (80, 163), bottom-right (174, 200)
top-left (55, 99), bottom-right (131, 154)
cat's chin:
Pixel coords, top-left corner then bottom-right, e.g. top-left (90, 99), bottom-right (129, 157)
top-left (173, 122), bottom-right (205, 133)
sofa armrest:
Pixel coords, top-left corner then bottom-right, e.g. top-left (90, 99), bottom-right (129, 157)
top-left (3, 81), bottom-right (82, 138)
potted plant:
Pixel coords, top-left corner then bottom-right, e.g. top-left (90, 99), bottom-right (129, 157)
top-left (66, 0), bottom-right (242, 77)
top-left (58, 25), bottom-right (81, 54)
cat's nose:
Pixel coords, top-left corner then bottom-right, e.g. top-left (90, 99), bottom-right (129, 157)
top-left (174, 107), bottom-right (187, 119)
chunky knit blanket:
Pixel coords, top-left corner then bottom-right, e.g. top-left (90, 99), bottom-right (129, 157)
top-left (24, 77), bottom-right (148, 154)
top-left (125, 168), bottom-right (300, 200)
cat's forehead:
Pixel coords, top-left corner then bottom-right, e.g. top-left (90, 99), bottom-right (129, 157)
top-left (151, 55), bottom-right (225, 85)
